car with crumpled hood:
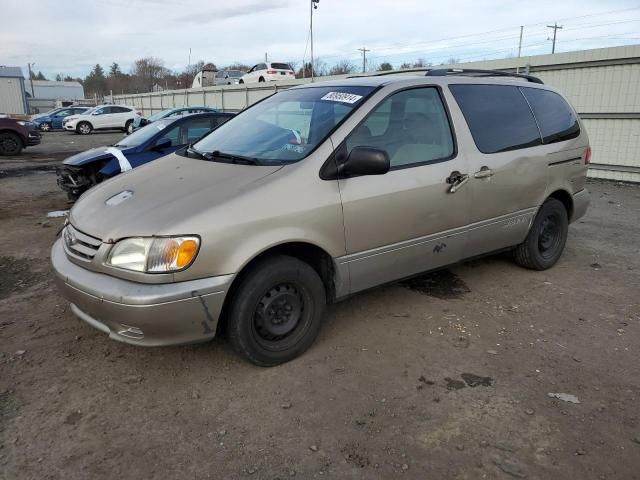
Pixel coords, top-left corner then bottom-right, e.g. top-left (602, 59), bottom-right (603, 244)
top-left (51, 69), bottom-right (590, 366)
top-left (56, 111), bottom-right (234, 200)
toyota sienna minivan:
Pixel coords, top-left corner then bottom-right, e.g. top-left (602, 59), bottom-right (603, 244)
top-left (52, 69), bottom-right (590, 366)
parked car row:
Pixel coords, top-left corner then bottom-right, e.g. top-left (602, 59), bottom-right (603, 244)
top-left (130, 106), bottom-right (220, 133)
top-left (31, 106), bottom-right (91, 132)
top-left (192, 62), bottom-right (295, 88)
top-left (63, 105), bottom-right (142, 134)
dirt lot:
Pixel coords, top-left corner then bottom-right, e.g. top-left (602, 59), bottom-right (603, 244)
top-left (1, 133), bottom-right (639, 479)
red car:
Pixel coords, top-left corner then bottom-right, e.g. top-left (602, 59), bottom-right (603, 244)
top-left (0, 117), bottom-right (41, 155)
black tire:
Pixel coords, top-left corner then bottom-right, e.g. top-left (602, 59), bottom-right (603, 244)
top-left (0, 131), bottom-right (23, 156)
top-left (239, 79), bottom-right (244, 84)
top-left (77, 121), bottom-right (92, 135)
top-left (258, 77), bottom-right (265, 83)
top-left (226, 255), bottom-right (326, 366)
top-left (513, 198), bottom-right (568, 270)
top-left (124, 120), bottom-right (133, 133)
top-left (40, 122), bottom-right (52, 132)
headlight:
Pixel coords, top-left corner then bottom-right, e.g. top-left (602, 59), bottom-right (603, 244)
top-left (107, 236), bottom-right (200, 273)
top-left (17, 120), bottom-right (33, 126)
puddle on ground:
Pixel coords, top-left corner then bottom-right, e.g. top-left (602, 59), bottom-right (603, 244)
top-left (461, 373), bottom-right (494, 387)
top-left (445, 373), bottom-right (494, 390)
top-left (400, 270), bottom-right (470, 299)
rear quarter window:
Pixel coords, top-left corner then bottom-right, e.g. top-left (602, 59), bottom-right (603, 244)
top-left (271, 63), bottom-right (292, 70)
top-left (520, 87), bottom-right (580, 144)
top-left (449, 84), bottom-right (541, 154)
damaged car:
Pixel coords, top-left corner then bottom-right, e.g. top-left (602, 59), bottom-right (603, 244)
top-left (56, 111), bottom-right (234, 200)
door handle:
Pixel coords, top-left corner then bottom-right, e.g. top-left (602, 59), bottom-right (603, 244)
top-left (474, 166), bottom-right (494, 179)
top-left (446, 171), bottom-right (469, 194)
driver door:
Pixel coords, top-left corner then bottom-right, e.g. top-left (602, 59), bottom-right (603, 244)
top-left (334, 86), bottom-right (471, 294)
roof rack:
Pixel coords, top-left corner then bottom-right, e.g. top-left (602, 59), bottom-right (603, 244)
top-left (425, 68), bottom-right (543, 84)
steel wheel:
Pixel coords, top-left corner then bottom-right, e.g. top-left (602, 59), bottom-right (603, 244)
top-left (538, 214), bottom-right (562, 260)
top-left (252, 283), bottom-right (306, 349)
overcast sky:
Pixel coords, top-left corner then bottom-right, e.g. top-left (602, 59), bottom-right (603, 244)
top-left (1, 0), bottom-right (639, 79)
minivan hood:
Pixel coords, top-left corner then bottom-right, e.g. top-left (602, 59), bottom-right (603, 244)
top-left (63, 145), bottom-right (133, 167)
top-left (69, 153), bottom-right (283, 241)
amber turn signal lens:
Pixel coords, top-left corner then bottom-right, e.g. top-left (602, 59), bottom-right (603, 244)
top-left (176, 239), bottom-right (198, 268)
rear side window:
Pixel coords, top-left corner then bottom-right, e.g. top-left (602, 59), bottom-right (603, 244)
top-left (450, 84), bottom-right (541, 153)
top-left (521, 88), bottom-right (580, 144)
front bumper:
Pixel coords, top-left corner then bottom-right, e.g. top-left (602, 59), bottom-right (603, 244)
top-left (26, 129), bottom-right (41, 146)
top-left (51, 239), bottom-right (234, 346)
top-left (571, 189), bottom-right (590, 223)
top-left (64, 122), bottom-right (77, 131)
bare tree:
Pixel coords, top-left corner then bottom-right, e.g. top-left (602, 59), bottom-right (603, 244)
top-left (132, 57), bottom-right (170, 92)
top-left (329, 60), bottom-right (357, 75)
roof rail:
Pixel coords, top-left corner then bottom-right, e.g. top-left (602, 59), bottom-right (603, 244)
top-left (425, 68), bottom-right (543, 84)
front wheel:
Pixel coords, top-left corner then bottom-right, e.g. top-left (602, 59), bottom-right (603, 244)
top-left (513, 198), bottom-right (568, 270)
top-left (40, 122), bottom-right (51, 132)
top-left (77, 121), bottom-right (92, 135)
top-left (0, 132), bottom-right (23, 156)
top-left (226, 255), bottom-right (326, 366)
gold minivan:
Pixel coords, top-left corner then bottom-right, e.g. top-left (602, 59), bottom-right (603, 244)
top-left (52, 69), bottom-right (590, 366)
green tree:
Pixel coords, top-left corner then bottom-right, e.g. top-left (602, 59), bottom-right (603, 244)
top-left (378, 62), bottom-right (393, 71)
top-left (83, 64), bottom-right (107, 97)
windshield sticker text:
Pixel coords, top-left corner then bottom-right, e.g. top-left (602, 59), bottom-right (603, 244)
top-left (281, 144), bottom-right (306, 154)
top-left (320, 92), bottom-right (363, 104)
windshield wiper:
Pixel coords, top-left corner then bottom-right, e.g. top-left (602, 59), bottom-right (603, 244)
top-left (186, 145), bottom-right (211, 160)
top-left (208, 150), bottom-right (259, 165)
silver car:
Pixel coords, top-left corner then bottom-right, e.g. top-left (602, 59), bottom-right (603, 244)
top-left (52, 69), bottom-right (590, 366)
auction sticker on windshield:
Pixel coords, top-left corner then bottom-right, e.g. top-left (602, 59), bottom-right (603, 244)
top-left (320, 92), bottom-right (363, 104)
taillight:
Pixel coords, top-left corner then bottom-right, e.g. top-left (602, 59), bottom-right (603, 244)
top-left (136, 111), bottom-right (142, 116)
top-left (267, 70), bottom-right (277, 74)
top-left (585, 147), bottom-right (592, 164)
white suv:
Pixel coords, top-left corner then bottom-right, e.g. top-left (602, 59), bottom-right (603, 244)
top-left (240, 62), bottom-right (295, 84)
top-left (64, 105), bottom-right (142, 135)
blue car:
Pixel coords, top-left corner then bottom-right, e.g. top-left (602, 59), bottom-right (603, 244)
top-left (129, 106), bottom-right (220, 133)
top-left (56, 111), bottom-right (234, 200)
top-left (32, 106), bottom-right (91, 132)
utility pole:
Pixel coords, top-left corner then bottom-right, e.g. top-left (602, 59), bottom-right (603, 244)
top-left (27, 62), bottom-right (35, 98)
top-left (517, 26), bottom-right (523, 58)
top-left (310, 0), bottom-right (319, 82)
top-left (265, 52), bottom-right (268, 64)
top-left (547, 23), bottom-right (563, 54)
top-left (357, 47), bottom-right (370, 73)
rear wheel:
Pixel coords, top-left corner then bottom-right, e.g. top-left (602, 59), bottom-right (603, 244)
top-left (0, 132), bottom-right (23, 156)
top-left (258, 77), bottom-right (265, 83)
top-left (513, 198), bottom-right (568, 270)
top-left (125, 120), bottom-right (134, 134)
top-left (39, 122), bottom-right (51, 132)
top-left (239, 79), bottom-right (244, 84)
top-left (226, 255), bottom-right (326, 366)
top-left (77, 121), bottom-right (92, 135)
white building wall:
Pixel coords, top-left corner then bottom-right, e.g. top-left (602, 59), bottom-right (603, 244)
top-left (0, 77), bottom-right (26, 114)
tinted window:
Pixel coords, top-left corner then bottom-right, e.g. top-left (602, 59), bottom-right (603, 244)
top-left (271, 63), bottom-right (292, 71)
top-left (345, 87), bottom-right (455, 168)
top-left (112, 106), bottom-right (131, 113)
top-left (212, 114), bottom-right (233, 127)
top-left (521, 87), bottom-right (580, 144)
top-left (450, 84), bottom-right (541, 153)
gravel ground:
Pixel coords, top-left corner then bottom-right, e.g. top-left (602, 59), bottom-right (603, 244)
top-left (0, 135), bottom-right (639, 479)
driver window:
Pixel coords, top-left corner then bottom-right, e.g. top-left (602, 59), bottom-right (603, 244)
top-left (345, 87), bottom-right (454, 169)
top-left (155, 125), bottom-right (180, 146)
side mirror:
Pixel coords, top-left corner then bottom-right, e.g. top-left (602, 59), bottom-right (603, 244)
top-left (340, 146), bottom-right (390, 177)
top-left (152, 138), bottom-right (172, 151)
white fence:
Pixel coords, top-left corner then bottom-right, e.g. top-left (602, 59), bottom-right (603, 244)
top-left (114, 45), bottom-right (640, 182)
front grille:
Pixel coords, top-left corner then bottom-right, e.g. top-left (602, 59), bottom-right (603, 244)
top-left (63, 225), bottom-right (102, 260)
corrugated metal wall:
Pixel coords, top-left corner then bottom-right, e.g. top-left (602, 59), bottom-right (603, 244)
top-left (0, 77), bottom-right (26, 115)
top-left (114, 45), bottom-right (640, 182)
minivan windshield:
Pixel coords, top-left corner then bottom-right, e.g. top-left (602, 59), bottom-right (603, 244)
top-left (147, 109), bottom-right (173, 122)
top-left (189, 85), bottom-right (375, 164)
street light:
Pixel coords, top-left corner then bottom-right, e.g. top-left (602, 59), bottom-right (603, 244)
top-left (310, 0), bottom-right (319, 82)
